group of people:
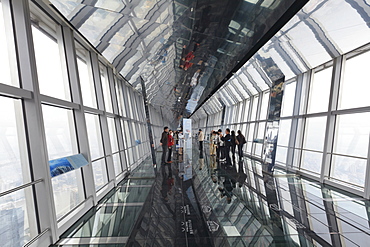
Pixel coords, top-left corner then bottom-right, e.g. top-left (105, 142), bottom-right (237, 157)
top-left (160, 127), bottom-right (185, 165)
top-left (205, 128), bottom-right (246, 168)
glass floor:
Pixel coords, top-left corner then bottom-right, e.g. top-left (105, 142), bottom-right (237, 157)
top-left (53, 143), bottom-right (370, 247)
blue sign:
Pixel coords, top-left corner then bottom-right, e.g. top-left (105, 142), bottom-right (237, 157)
top-left (135, 139), bottom-right (141, 145)
top-left (49, 154), bottom-right (89, 178)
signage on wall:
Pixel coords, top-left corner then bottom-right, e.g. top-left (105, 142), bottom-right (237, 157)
top-left (49, 154), bottom-right (89, 178)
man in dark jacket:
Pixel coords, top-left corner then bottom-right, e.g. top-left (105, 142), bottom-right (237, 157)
top-left (160, 126), bottom-right (169, 165)
top-left (221, 128), bottom-right (232, 167)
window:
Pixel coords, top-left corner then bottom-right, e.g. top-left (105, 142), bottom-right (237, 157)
top-left (330, 113), bottom-right (370, 187)
top-left (51, 169), bottom-right (84, 219)
top-left (0, 96), bottom-right (38, 245)
top-left (281, 81), bottom-right (296, 117)
top-left (42, 105), bottom-right (84, 218)
top-left (250, 96), bottom-right (259, 121)
top-left (115, 78), bottom-right (124, 116)
top-left (32, 25), bottom-right (70, 100)
top-left (0, 97), bottom-right (30, 192)
top-left (246, 123), bottom-right (255, 154)
top-left (254, 122), bottom-right (266, 157)
top-left (0, 186), bottom-right (38, 246)
top-left (107, 117), bottom-right (122, 175)
top-left (0, 2), bottom-right (18, 86)
top-left (76, 42), bottom-right (96, 108)
top-left (99, 63), bottom-right (113, 113)
top-left (307, 66), bottom-right (332, 114)
top-left (85, 113), bottom-right (107, 190)
top-left (42, 105), bottom-right (78, 159)
top-left (276, 119), bottom-right (292, 163)
top-left (259, 92), bottom-right (269, 120)
top-left (300, 117), bottom-right (327, 173)
top-left (338, 51), bottom-right (370, 110)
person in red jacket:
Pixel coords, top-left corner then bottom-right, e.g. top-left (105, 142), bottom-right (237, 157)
top-left (167, 130), bottom-right (174, 163)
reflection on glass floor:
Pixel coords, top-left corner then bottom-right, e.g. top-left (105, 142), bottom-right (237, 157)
top-left (52, 144), bottom-right (370, 247)
top-left (190, 144), bottom-right (370, 247)
top-left (52, 157), bottom-right (156, 247)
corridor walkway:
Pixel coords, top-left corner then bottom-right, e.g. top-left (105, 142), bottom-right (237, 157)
top-left (53, 142), bottom-right (370, 247)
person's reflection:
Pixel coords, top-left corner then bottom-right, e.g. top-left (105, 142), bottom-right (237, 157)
top-left (217, 166), bottom-right (236, 204)
top-left (218, 176), bottom-right (233, 204)
top-left (209, 155), bottom-right (217, 183)
top-left (237, 160), bottom-right (247, 188)
top-left (199, 151), bottom-right (204, 170)
top-left (160, 163), bottom-right (173, 202)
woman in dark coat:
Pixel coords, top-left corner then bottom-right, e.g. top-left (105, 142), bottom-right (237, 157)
top-left (236, 130), bottom-right (246, 159)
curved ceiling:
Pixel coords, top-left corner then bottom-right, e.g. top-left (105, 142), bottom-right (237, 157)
top-left (49, 0), bottom-right (308, 122)
top-left (192, 0), bottom-right (370, 120)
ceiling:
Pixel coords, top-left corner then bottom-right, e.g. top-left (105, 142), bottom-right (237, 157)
top-left (48, 0), bottom-right (309, 122)
top-left (192, 0), bottom-right (370, 120)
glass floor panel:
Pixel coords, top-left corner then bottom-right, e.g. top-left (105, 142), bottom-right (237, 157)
top-left (104, 187), bottom-right (151, 204)
top-left (71, 205), bottom-right (142, 238)
top-left (55, 144), bottom-right (370, 246)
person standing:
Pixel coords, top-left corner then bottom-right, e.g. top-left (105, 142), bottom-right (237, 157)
top-left (231, 130), bottom-right (237, 157)
top-left (167, 130), bottom-right (174, 163)
top-left (221, 128), bottom-right (232, 167)
top-left (216, 129), bottom-right (222, 160)
top-left (236, 130), bottom-right (246, 159)
top-left (160, 126), bottom-right (169, 165)
top-left (198, 129), bottom-right (204, 153)
top-left (210, 131), bottom-right (217, 156)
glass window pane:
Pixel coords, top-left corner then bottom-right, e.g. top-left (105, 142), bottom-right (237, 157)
top-left (0, 187), bottom-right (38, 246)
top-left (0, 97), bottom-right (30, 193)
top-left (254, 143), bottom-right (262, 156)
top-left (259, 92), bottom-right (269, 120)
top-left (120, 151), bottom-right (127, 171)
top-left (77, 57), bottom-right (96, 108)
top-left (107, 117), bottom-right (118, 153)
top-left (124, 121), bottom-right (131, 148)
top-left (301, 150), bottom-right (322, 174)
top-left (0, 2), bottom-right (18, 86)
top-left (338, 51), bottom-right (370, 110)
top-left (112, 153), bottom-right (122, 176)
top-left (124, 88), bottom-right (133, 118)
top-left (277, 119), bottom-right (292, 147)
top-left (307, 67), bottom-right (332, 114)
top-left (115, 78), bottom-right (124, 116)
top-left (32, 25), bottom-right (70, 100)
top-left (257, 122), bottom-right (266, 139)
top-left (276, 146), bottom-right (288, 164)
top-left (243, 100), bottom-right (250, 122)
top-left (281, 81), bottom-right (296, 117)
top-left (92, 159), bottom-right (108, 190)
top-left (85, 113), bottom-right (104, 160)
top-left (99, 63), bottom-right (113, 113)
top-left (250, 96), bottom-right (259, 121)
top-left (247, 123), bottom-right (255, 142)
top-left (333, 113), bottom-right (370, 158)
top-left (51, 169), bottom-right (84, 219)
top-left (331, 155), bottom-right (366, 187)
top-left (42, 105), bottom-right (78, 160)
top-left (303, 117), bottom-right (327, 151)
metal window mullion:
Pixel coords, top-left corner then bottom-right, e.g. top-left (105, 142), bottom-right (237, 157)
top-left (39, 94), bottom-right (79, 109)
top-left (62, 26), bottom-right (96, 205)
top-left (320, 57), bottom-right (342, 183)
top-left (363, 124), bottom-right (370, 197)
top-left (0, 83), bottom-right (32, 99)
top-left (12, 0), bottom-right (57, 242)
